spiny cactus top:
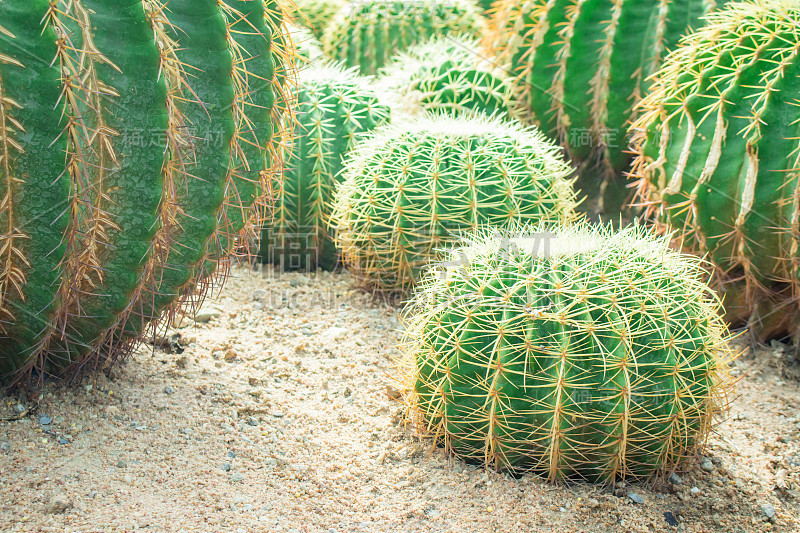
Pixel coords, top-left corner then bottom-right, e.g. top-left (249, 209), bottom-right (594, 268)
top-left (485, 0), bottom-right (727, 213)
top-left (0, 0), bottom-right (286, 383)
top-left (401, 223), bottom-right (734, 483)
top-left (322, 0), bottom-right (484, 75)
top-left (281, 0), bottom-right (345, 38)
top-left (261, 63), bottom-right (390, 271)
top-left (379, 35), bottom-right (512, 119)
top-left (630, 0), bottom-right (800, 340)
top-left (330, 114), bottom-right (578, 292)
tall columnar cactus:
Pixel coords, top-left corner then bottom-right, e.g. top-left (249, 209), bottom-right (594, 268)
top-left (485, 0), bottom-right (727, 214)
top-left (401, 223), bottom-right (734, 482)
top-left (0, 0), bottom-right (287, 383)
top-left (330, 115), bottom-right (578, 292)
top-left (261, 64), bottom-right (390, 271)
top-left (379, 35), bottom-right (513, 119)
top-left (281, 0), bottom-right (345, 38)
top-left (322, 0), bottom-right (484, 76)
top-left (631, 0), bottom-right (800, 341)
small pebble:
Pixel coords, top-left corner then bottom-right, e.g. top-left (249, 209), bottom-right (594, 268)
top-left (0, 442), bottom-right (9, 453)
top-left (664, 511), bottom-right (679, 527)
top-left (117, 460), bottom-right (127, 468)
top-left (231, 473), bottom-right (244, 482)
top-left (44, 494), bottom-right (73, 514)
top-left (222, 462), bottom-right (232, 472)
top-left (164, 385), bottom-right (175, 395)
top-left (38, 415), bottom-right (52, 425)
top-left (690, 487), bottom-right (701, 496)
top-left (761, 504), bottom-right (776, 523)
top-left (587, 498), bottom-right (600, 509)
top-left (13, 403), bottom-right (25, 414)
top-left (627, 492), bottom-right (644, 505)
top-left (668, 473), bottom-right (683, 485)
top-left (58, 437), bottom-right (68, 445)
top-left (227, 451), bottom-right (236, 458)
top-left (700, 459), bottom-right (715, 472)
top-left (247, 417), bottom-right (259, 426)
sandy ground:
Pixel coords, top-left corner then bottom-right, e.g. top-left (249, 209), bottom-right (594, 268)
top-left (1, 266), bottom-right (800, 532)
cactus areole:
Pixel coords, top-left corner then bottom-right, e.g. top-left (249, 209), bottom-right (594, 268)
top-left (631, 0), bottom-right (800, 341)
top-left (401, 223), bottom-right (734, 483)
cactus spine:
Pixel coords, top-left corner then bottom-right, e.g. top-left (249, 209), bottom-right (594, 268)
top-left (380, 35), bottom-right (512, 119)
top-left (631, 0), bottom-right (800, 341)
top-left (261, 64), bottom-right (390, 270)
top-left (330, 114), bottom-right (578, 292)
top-left (401, 223), bottom-right (734, 482)
top-left (322, 0), bottom-right (484, 76)
top-left (486, 0), bottom-right (726, 214)
top-left (0, 0), bottom-right (286, 382)
top-left (282, 0), bottom-right (345, 38)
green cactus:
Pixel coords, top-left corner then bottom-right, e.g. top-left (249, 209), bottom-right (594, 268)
top-left (0, 0), bottom-right (285, 383)
top-left (486, 0), bottom-right (728, 214)
top-left (261, 64), bottom-right (390, 271)
top-left (330, 114), bottom-right (578, 292)
top-left (379, 35), bottom-right (512, 119)
top-left (286, 22), bottom-right (324, 66)
top-left (281, 0), bottom-right (345, 38)
top-left (630, 0), bottom-right (800, 341)
top-left (400, 222), bottom-right (734, 483)
top-left (322, 0), bottom-right (484, 76)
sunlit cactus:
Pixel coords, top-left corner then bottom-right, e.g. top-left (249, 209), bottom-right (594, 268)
top-left (400, 223), bottom-right (735, 483)
top-left (330, 114), bottom-right (578, 292)
top-left (286, 22), bottom-right (323, 66)
top-left (261, 64), bottom-right (390, 271)
top-left (322, 0), bottom-right (484, 75)
top-left (281, 0), bottom-right (345, 38)
top-left (631, 0), bottom-right (800, 341)
top-left (379, 35), bottom-right (512, 119)
top-left (0, 0), bottom-right (287, 383)
top-left (485, 0), bottom-right (728, 214)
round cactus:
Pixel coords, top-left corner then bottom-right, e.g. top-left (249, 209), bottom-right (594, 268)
top-left (0, 0), bottom-right (286, 383)
top-left (322, 0), bottom-right (484, 76)
top-left (485, 0), bottom-right (727, 214)
top-left (400, 223), bottom-right (734, 483)
top-left (330, 114), bottom-right (578, 292)
top-left (379, 35), bottom-right (512, 119)
top-left (261, 64), bottom-right (390, 271)
top-left (281, 0), bottom-right (345, 38)
top-left (630, 0), bottom-right (800, 341)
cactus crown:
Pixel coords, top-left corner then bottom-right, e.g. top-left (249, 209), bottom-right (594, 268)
top-left (629, 0), bottom-right (800, 338)
top-left (322, 0), bottom-right (484, 75)
top-left (379, 35), bottom-right (512, 119)
top-left (401, 222), bottom-right (735, 483)
top-left (330, 113), bottom-right (578, 292)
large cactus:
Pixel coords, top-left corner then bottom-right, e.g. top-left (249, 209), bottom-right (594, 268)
top-left (631, 0), bottom-right (800, 341)
top-left (0, 0), bottom-right (286, 383)
top-left (401, 223), bottom-right (734, 483)
top-left (330, 114), bottom-right (578, 292)
top-left (261, 64), bottom-right (389, 270)
top-left (486, 0), bottom-right (727, 214)
top-left (379, 35), bottom-right (513, 119)
top-left (322, 0), bottom-right (484, 76)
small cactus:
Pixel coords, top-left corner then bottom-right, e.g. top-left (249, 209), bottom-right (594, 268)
top-left (400, 223), bottom-right (734, 483)
top-left (261, 64), bottom-right (390, 271)
top-left (630, 0), bottom-right (800, 341)
top-left (485, 0), bottom-right (727, 214)
top-left (322, 0), bottom-right (483, 75)
top-left (330, 114), bottom-right (578, 292)
top-left (379, 35), bottom-right (512, 119)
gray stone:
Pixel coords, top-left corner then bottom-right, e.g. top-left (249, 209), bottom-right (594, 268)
top-left (13, 403), bottom-right (25, 414)
top-left (194, 307), bottom-right (222, 323)
top-left (761, 504), bottom-right (776, 523)
top-left (38, 415), bottom-right (52, 425)
top-left (627, 492), bottom-right (644, 505)
top-left (690, 487), bottom-right (701, 496)
top-left (700, 459), bottom-right (715, 472)
top-left (45, 494), bottom-right (73, 514)
top-left (231, 473), bottom-right (244, 482)
top-left (587, 498), bottom-right (600, 509)
top-left (117, 460), bottom-right (127, 468)
top-left (668, 473), bottom-right (683, 485)
top-left (164, 385), bottom-right (175, 395)
top-left (0, 442), bottom-right (9, 453)
top-left (222, 462), bottom-right (232, 472)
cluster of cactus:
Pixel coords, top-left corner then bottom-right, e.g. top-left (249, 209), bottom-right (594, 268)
top-left (401, 223), bottom-right (734, 482)
top-left (281, 0), bottom-right (345, 38)
top-left (379, 35), bottom-right (512, 119)
top-left (330, 114), bottom-right (578, 292)
top-left (631, 0), bottom-right (800, 341)
top-left (261, 64), bottom-right (390, 271)
top-left (485, 0), bottom-right (728, 213)
top-left (0, 0), bottom-right (286, 383)
top-left (322, 0), bottom-right (484, 75)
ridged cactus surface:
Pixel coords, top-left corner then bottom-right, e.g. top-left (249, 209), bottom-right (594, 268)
top-left (261, 64), bottom-right (390, 270)
top-left (631, 0), bottom-right (800, 340)
top-left (330, 115), bottom-right (578, 292)
top-left (0, 0), bottom-right (285, 383)
top-left (486, 0), bottom-right (727, 213)
top-left (401, 223), bottom-right (734, 482)
top-left (380, 35), bottom-right (512, 119)
top-left (322, 0), bottom-right (483, 75)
